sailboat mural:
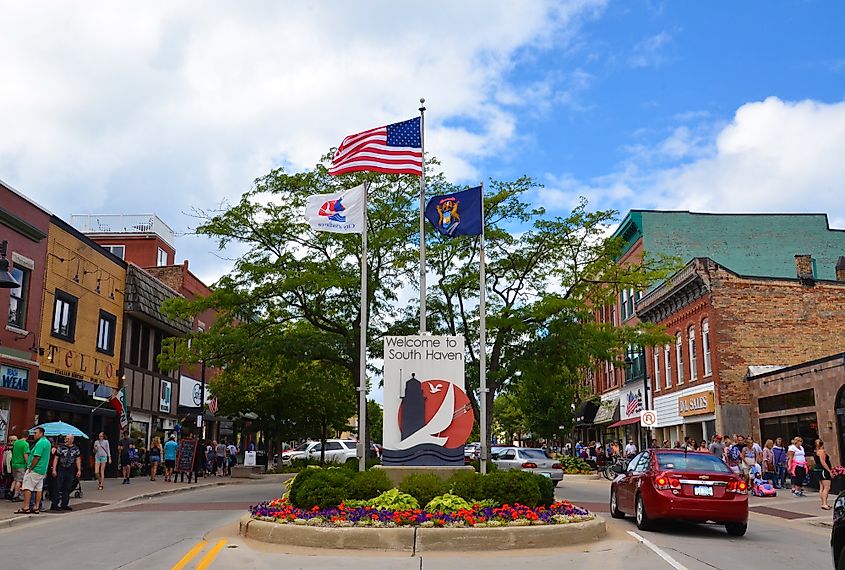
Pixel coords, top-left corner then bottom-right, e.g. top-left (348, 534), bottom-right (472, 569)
top-left (382, 335), bottom-right (473, 466)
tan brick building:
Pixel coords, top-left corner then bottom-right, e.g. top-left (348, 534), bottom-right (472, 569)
top-left (637, 256), bottom-right (845, 441)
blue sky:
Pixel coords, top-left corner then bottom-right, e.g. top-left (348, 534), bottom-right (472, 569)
top-left (1, 1), bottom-right (843, 285)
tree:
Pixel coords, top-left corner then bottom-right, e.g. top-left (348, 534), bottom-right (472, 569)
top-left (366, 400), bottom-right (383, 445)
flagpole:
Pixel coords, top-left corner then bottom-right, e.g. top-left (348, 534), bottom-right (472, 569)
top-left (358, 181), bottom-right (369, 472)
top-left (418, 98), bottom-right (427, 334)
top-left (478, 181), bottom-right (488, 475)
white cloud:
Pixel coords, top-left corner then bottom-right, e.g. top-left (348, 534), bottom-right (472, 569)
top-left (539, 97), bottom-right (845, 229)
top-left (0, 0), bottom-right (605, 281)
top-left (628, 31), bottom-right (673, 68)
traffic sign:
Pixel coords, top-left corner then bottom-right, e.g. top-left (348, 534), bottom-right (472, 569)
top-left (640, 409), bottom-right (656, 427)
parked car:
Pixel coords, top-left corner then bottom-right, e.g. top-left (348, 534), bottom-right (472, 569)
top-left (280, 440), bottom-right (358, 465)
top-left (464, 443), bottom-right (480, 461)
top-left (491, 446), bottom-right (564, 483)
top-left (831, 490), bottom-right (845, 568)
top-left (609, 449), bottom-right (748, 536)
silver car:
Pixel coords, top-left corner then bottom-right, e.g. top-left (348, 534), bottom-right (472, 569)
top-left (491, 447), bottom-right (564, 483)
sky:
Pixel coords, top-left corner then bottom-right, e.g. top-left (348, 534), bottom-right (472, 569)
top-left (2, 0), bottom-right (844, 290)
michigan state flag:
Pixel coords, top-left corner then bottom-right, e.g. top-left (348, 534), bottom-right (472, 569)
top-left (424, 186), bottom-right (482, 237)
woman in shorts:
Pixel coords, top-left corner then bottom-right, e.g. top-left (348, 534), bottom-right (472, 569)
top-left (92, 432), bottom-right (111, 490)
top-left (788, 437), bottom-right (808, 497)
top-left (148, 436), bottom-right (162, 481)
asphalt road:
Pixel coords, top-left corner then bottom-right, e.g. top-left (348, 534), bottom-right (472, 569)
top-left (0, 476), bottom-right (833, 569)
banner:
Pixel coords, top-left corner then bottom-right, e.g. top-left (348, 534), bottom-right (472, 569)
top-left (110, 387), bottom-right (129, 430)
top-left (382, 335), bottom-right (472, 466)
top-left (304, 184), bottom-right (365, 234)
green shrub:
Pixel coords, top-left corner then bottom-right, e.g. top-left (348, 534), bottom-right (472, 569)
top-left (558, 456), bottom-right (592, 474)
top-left (468, 460), bottom-right (498, 473)
top-left (347, 468), bottom-right (393, 500)
top-left (369, 488), bottom-right (420, 511)
top-left (399, 474), bottom-right (447, 507)
top-left (291, 468), bottom-right (353, 509)
top-left (479, 470), bottom-right (541, 507)
top-left (341, 458), bottom-right (382, 471)
top-left (446, 470), bottom-right (482, 501)
top-left (535, 474), bottom-right (555, 507)
top-left (287, 466), bottom-right (323, 504)
top-left (425, 493), bottom-right (471, 513)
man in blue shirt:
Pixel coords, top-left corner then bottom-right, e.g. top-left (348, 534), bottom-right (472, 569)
top-left (163, 435), bottom-right (178, 483)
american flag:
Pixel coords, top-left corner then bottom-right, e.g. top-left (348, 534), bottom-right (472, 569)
top-left (626, 392), bottom-right (640, 416)
top-left (329, 117), bottom-right (423, 176)
top-left (208, 397), bottom-right (219, 415)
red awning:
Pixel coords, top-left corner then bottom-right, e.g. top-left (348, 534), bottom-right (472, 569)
top-left (608, 417), bottom-right (641, 429)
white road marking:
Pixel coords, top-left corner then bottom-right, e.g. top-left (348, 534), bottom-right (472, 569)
top-left (627, 531), bottom-right (689, 570)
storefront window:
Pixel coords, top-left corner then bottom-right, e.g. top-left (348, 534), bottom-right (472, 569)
top-left (758, 389), bottom-right (815, 414)
top-left (760, 413), bottom-right (818, 449)
top-left (130, 421), bottom-right (149, 448)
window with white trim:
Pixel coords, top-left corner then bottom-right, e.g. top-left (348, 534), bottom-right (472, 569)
top-left (102, 245), bottom-right (125, 259)
top-left (664, 344), bottom-right (671, 388)
top-left (620, 289), bottom-right (628, 321)
top-left (8, 265), bottom-right (31, 329)
top-left (688, 325), bottom-right (697, 381)
top-left (653, 347), bottom-right (661, 392)
top-left (702, 319), bottom-right (712, 376)
top-left (675, 332), bottom-right (684, 385)
top-left (157, 247), bottom-right (168, 266)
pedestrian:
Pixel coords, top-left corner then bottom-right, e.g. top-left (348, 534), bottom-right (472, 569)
top-left (215, 440), bottom-right (226, 477)
top-left (118, 430), bottom-right (133, 484)
top-left (9, 431), bottom-right (30, 502)
top-left (624, 440), bottom-right (637, 458)
top-left (661, 440), bottom-right (670, 448)
top-left (163, 434), bottom-right (178, 482)
top-left (686, 438), bottom-right (697, 451)
top-left (788, 436), bottom-right (808, 497)
top-left (148, 436), bottom-right (162, 481)
top-left (762, 439), bottom-right (775, 483)
top-left (51, 434), bottom-right (81, 512)
top-left (708, 434), bottom-right (725, 457)
top-left (698, 440), bottom-right (708, 452)
top-left (814, 439), bottom-right (834, 510)
top-left (773, 437), bottom-right (788, 488)
top-left (92, 432), bottom-right (111, 490)
top-left (227, 440), bottom-right (238, 473)
top-left (740, 436), bottom-right (757, 484)
top-left (15, 426), bottom-right (50, 514)
top-left (206, 442), bottom-right (216, 476)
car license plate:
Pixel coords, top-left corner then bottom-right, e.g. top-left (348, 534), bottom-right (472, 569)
top-left (694, 485), bottom-right (713, 496)
top-left (540, 472), bottom-right (551, 478)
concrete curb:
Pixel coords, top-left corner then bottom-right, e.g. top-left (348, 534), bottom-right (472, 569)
top-left (239, 514), bottom-right (607, 552)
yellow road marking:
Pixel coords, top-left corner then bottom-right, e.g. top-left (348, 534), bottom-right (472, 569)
top-left (196, 539), bottom-right (228, 570)
top-left (171, 540), bottom-right (207, 570)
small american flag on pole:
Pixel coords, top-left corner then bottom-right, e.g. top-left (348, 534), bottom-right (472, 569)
top-left (208, 397), bottom-right (219, 415)
top-left (329, 117), bottom-right (423, 176)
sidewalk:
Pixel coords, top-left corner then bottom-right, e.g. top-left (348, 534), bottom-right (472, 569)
top-left (0, 473), bottom-right (244, 527)
top-left (749, 487), bottom-right (837, 527)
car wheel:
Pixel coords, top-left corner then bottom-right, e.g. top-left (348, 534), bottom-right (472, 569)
top-left (635, 494), bottom-right (654, 531)
top-left (610, 488), bottom-right (625, 519)
top-left (725, 522), bottom-right (747, 537)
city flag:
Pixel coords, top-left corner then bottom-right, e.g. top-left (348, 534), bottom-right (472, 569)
top-left (110, 386), bottom-right (129, 430)
top-left (424, 186), bottom-right (483, 237)
top-left (329, 117), bottom-right (423, 176)
top-left (305, 184), bottom-right (365, 234)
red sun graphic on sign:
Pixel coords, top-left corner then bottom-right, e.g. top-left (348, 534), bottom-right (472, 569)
top-left (397, 380), bottom-right (474, 449)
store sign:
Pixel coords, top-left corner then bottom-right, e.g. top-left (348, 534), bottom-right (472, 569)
top-left (179, 376), bottom-right (211, 408)
top-left (0, 365), bottom-right (29, 392)
top-left (678, 390), bottom-right (715, 416)
top-left (619, 380), bottom-right (644, 421)
top-left (160, 380), bottom-right (172, 414)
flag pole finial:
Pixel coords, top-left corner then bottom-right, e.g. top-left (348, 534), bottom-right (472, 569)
top-left (419, 98), bottom-right (426, 111)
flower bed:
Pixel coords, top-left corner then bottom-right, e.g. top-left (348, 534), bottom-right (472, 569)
top-left (250, 497), bottom-right (592, 528)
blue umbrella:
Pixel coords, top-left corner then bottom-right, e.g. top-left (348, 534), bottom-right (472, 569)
top-left (29, 421), bottom-right (89, 439)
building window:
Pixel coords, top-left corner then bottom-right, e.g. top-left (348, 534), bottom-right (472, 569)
top-left (102, 245), bottom-right (125, 259)
top-left (620, 289), bottom-right (628, 321)
top-left (157, 247), bottom-right (168, 266)
top-left (702, 319), bottom-right (712, 376)
top-left (653, 348), bottom-right (661, 392)
top-left (688, 325), bottom-right (697, 381)
top-left (664, 344), bottom-right (671, 389)
top-left (97, 310), bottom-right (117, 355)
top-left (758, 389), bottom-right (815, 414)
top-left (8, 265), bottom-right (31, 329)
top-left (51, 290), bottom-right (78, 341)
top-left (675, 332), bottom-right (684, 385)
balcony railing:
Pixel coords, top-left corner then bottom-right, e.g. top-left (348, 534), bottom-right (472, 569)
top-left (70, 213), bottom-right (175, 248)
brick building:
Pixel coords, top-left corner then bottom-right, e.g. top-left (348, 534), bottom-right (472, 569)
top-left (637, 256), bottom-right (845, 441)
top-left (747, 353), bottom-right (845, 467)
top-left (585, 210), bottom-right (845, 447)
top-left (0, 181), bottom-right (50, 441)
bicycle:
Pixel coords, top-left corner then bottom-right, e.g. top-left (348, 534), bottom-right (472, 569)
top-left (602, 455), bottom-right (630, 480)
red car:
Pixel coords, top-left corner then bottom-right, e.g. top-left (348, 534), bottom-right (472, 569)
top-left (609, 449), bottom-right (749, 536)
